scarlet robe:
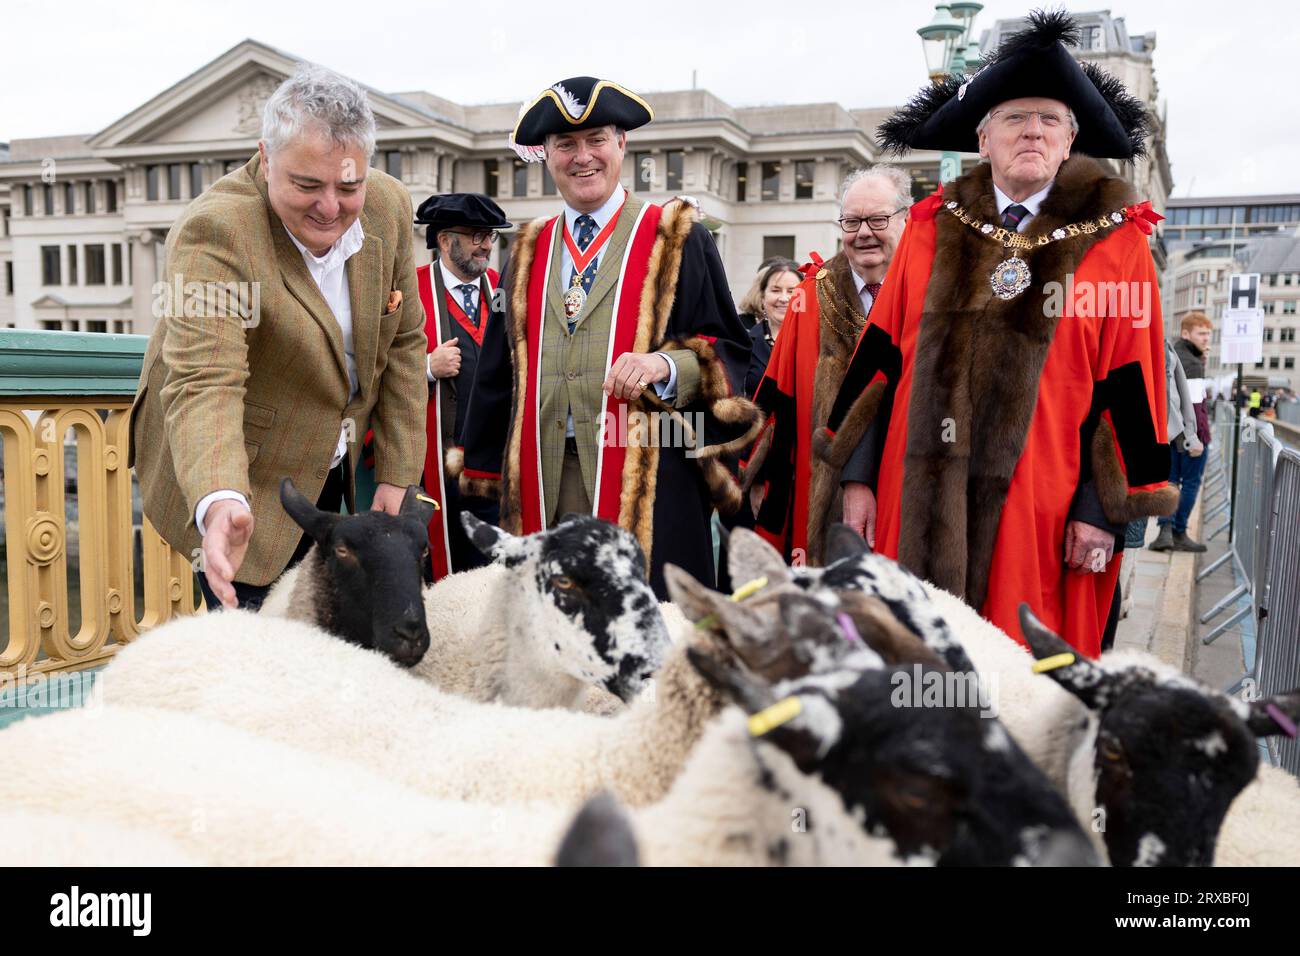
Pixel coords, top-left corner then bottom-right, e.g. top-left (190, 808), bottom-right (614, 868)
top-left (818, 157), bottom-right (1177, 657)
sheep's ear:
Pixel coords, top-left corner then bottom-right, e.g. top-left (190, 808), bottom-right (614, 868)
top-left (1244, 690), bottom-right (1300, 738)
top-left (664, 564), bottom-right (722, 624)
top-left (824, 523), bottom-right (870, 563)
top-left (727, 529), bottom-right (792, 590)
top-left (461, 513), bottom-right (529, 566)
top-left (1018, 603), bottom-right (1114, 710)
top-left (280, 477), bottom-right (341, 543)
top-left (554, 793), bottom-right (639, 868)
top-left (685, 647), bottom-right (775, 713)
top-left (821, 591), bottom-right (941, 668)
top-left (398, 484), bottom-right (437, 527)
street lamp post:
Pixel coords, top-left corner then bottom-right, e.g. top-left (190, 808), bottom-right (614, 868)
top-left (917, 3), bottom-right (984, 184)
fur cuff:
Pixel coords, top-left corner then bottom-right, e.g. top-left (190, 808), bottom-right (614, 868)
top-left (1093, 418), bottom-right (1180, 521)
top-left (813, 379), bottom-right (887, 468)
top-left (444, 446), bottom-right (465, 479)
top-left (739, 418), bottom-right (775, 492)
top-left (656, 335), bottom-right (766, 459)
top-left (459, 471), bottom-right (500, 500)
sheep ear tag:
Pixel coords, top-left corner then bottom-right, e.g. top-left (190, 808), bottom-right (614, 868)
top-left (748, 697), bottom-right (802, 737)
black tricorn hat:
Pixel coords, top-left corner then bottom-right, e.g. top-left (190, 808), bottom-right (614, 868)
top-left (512, 77), bottom-right (653, 149)
top-left (878, 9), bottom-right (1150, 160)
top-left (414, 193), bottom-right (512, 249)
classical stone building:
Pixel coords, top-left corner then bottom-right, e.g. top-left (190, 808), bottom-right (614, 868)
top-left (0, 20), bottom-right (1169, 334)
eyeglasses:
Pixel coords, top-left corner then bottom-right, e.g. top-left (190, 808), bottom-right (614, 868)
top-left (444, 228), bottom-right (499, 245)
top-left (990, 109), bottom-right (1068, 129)
top-left (837, 209), bottom-right (907, 233)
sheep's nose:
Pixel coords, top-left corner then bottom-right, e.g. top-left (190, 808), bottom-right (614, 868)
top-left (393, 618), bottom-right (424, 643)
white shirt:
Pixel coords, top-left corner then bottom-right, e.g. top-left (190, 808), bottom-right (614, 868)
top-left (558, 186), bottom-right (676, 439)
top-left (993, 181), bottom-right (1055, 232)
top-left (427, 259), bottom-right (484, 382)
top-left (195, 219), bottom-right (365, 535)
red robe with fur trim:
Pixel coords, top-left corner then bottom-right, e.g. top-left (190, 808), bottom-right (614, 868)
top-left (818, 157), bottom-right (1177, 657)
top-left (745, 252), bottom-right (871, 566)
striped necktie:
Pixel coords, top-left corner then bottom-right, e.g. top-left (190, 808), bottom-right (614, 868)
top-left (1001, 203), bottom-right (1031, 232)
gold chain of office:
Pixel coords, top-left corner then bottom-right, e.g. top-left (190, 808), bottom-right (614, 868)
top-left (940, 199), bottom-right (1132, 300)
top-left (815, 270), bottom-right (868, 340)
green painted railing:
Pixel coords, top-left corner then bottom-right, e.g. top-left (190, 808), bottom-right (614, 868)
top-left (0, 329), bottom-right (148, 396)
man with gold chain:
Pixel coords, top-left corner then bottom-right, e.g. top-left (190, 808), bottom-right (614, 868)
top-left (460, 76), bottom-right (761, 595)
top-left (816, 11), bottom-right (1177, 657)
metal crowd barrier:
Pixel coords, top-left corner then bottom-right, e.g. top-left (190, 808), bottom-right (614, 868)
top-left (1199, 416), bottom-right (1280, 646)
top-left (1254, 448), bottom-right (1300, 775)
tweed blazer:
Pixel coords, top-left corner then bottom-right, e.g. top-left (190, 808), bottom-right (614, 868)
top-left (128, 153), bottom-right (427, 585)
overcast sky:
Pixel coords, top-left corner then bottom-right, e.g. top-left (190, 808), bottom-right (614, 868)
top-left (2, 0), bottom-right (1290, 198)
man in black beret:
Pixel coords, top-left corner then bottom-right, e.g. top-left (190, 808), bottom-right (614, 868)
top-left (459, 77), bottom-right (762, 595)
top-left (816, 10), bottom-right (1177, 658)
top-left (412, 192), bottom-right (512, 575)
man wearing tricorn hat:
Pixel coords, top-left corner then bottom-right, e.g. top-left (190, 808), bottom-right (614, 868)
top-left (816, 11), bottom-right (1178, 657)
top-left (412, 192), bottom-right (511, 574)
top-left (460, 77), bottom-right (761, 595)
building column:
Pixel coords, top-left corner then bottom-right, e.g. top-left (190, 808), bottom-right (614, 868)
top-left (131, 230), bottom-right (159, 335)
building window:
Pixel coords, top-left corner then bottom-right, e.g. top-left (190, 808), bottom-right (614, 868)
top-left (44, 184), bottom-right (55, 215)
top-left (763, 235), bottom-right (796, 260)
top-left (794, 160), bottom-right (815, 200)
top-left (4, 261), bottom-right (12, 295)
top-left (190, 163), bottom-right (204, 198)
top-left (41, 320), bottom-right (63, 331)
top-left (67, 245), bottom-right (78, 285)
top-left (542, 165), bottom-right (557, 196)
top-left (105, 179), bottom-right (118, 212)
top-left (1269, 356), bottom-right (1280, 369)
top-left (86, 244), bottom-right (106, 285)
top-left (1285, 302), bottom-right (1298, 315)
top-left (225, 159), bottom-right (242, 174)
top-left (146, 166), bottom-right (160, 201)
top-left (385, 151), bottom-right (402, 179)
top-left (64, 182), bottom-right (76, 214)
top-left (1286, 357), bottom-right (1296, 369)
top-left (665, 151), bottom-right (684, 192)
top-left (761, 162), bottom-right (781, 201)
top-left (633, 152), bottom-right (653, 192)
top-left (485, 160), bottom-right (499, 198)
top-left (168, 164), bottom-right (182, 200)
top-left (2, 207), bottom-right (8, 236)
top-left (24, 185), bottom-right (33, 216)
top-left (111, 244), bottom-right (123, 285)
top-left (84, 181), bottom-right (95, 213)
top-left (87, 320), bottom-right (107, 334)
top-left (1264, 327), bottom-right (1274, 342)
top-left (1079, 24), bottom-right (1102, 50)
top-left (1282, 327), bottom-right (1297, 343)
top-left (736, 162), bottom-right (748, 202)
top-left (512, 159), bottom-right (529, 197)
top-left (41, 245), bottom-right (62, 285)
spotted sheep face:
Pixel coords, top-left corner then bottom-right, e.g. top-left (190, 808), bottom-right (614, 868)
top-left (687, 589), bottom-right (1097, 866)
top-left (463, 513), bottom-right (670, 702)
top-left (1019, 605), bottom-right (1300, 867)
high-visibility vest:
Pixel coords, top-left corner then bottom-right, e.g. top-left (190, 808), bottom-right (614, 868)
top-left (1250, 391), bottom-right (1262, 408)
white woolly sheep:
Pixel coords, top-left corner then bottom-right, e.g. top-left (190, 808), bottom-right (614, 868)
top-left (263, 510), bottom-right (675, 710)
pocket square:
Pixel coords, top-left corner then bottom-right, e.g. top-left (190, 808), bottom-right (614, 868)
top-left (386, 290), bottom-right (403, 314)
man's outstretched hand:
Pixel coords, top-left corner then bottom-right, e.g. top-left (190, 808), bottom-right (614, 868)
top-left (202, 500), bottom-right (255, 608)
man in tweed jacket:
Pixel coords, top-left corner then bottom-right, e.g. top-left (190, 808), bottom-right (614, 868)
top-left (128, 66), bottom-right (427, 609)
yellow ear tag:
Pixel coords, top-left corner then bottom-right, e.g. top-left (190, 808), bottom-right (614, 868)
top-left (1032, 652), bottom-right (1076, 674)
top-left (414, 494), bottom-right (441, 511)
top-left (695, 576), bottom-right (770, 630)
top-left (748, 696), bottom-right (803, 737)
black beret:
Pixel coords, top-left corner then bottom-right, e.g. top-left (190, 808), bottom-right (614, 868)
top-left (414, 193), bottom-right (513, 248)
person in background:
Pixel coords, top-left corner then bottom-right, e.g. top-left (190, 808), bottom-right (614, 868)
top-left (411, 193), bottom-right (512, 575)
top-left (742, 166), bottom-right (911, 565)
top-left (1151, 312), bottom-right (1212, 553)
top-left (740, 257), bottom-right (802, 398)
top-left (1249, 388), bottom-right (1263, 417)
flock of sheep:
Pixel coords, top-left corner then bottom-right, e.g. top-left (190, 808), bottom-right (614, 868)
top-left (2, 482), bottom-right (1297, 866)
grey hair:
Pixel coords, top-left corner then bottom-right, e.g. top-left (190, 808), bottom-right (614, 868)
top-left (261, 65), bottom-right (377, 158)
top-left (839, 165), bottom-right (913, 214)
top-left (975, 107), bottom-right (1079, 136)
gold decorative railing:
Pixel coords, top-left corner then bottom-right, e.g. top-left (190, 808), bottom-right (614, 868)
top-left (1, 330), bottom-right (201, 686)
